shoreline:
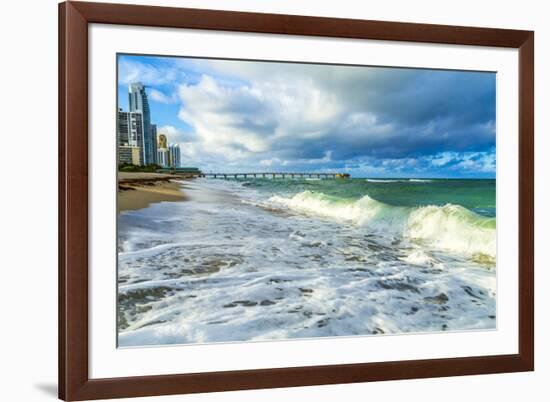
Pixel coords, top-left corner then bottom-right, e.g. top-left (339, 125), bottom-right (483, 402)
top-left (118, 172), bottom-right (188, 213)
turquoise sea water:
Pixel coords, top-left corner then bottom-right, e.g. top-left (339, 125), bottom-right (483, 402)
top-left (118, 177), bottom-right (496, 346)
top-left (242, 178), bottom-right (496, 217)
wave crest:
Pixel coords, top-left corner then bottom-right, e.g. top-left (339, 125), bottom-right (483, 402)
top-left (268, 191), bottom-right (495, 260)
top-left (365, 178), bottom-right (433, 183)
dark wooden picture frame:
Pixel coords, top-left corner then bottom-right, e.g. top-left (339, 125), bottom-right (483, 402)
top-left (59, 1), bottom-right (534, 400)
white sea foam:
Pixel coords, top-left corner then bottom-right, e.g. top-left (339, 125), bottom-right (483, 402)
top-left (267, 191), bottom-right (496, 260)
top-left (365, 179), bottom-right (401, 183)
top-left (117, 179), bottom-right (496, 347)
top-left (400, 249), bottom-right (436, 266)
top-left (365, 178), bottom-right (433, 183)
top-left (406, 204), bottom-right (495, 260)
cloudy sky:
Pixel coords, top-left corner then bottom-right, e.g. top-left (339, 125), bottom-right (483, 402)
top-left (118, 54), bottom-right (496, 178)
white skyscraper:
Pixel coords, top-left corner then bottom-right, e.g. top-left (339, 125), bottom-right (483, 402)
top-left (169, 144), bottom-right (181, 168)
top-left (117, 108), bottom-right (143, 165)
top-left (156, 134), bottom-right (170, 168)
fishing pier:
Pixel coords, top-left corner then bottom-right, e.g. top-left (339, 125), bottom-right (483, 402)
top-left (202, 172), bottom-right (349, 179)
top-left (157, 168), bottom-right (350, 179)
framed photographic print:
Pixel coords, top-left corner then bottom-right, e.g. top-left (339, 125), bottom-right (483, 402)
top-left (59, 1), bottom-right (534, 400)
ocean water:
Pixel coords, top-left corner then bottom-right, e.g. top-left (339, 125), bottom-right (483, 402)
top-left (117, 178), bottom-right (496, 347)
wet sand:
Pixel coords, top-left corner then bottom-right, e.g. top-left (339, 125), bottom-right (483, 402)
top-left (118, 172), bottom-right (187, 213)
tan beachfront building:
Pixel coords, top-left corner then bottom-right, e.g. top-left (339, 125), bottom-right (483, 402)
top-left (118, 145), bottom-right (142, 166)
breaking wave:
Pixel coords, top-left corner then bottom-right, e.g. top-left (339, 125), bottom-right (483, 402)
top-left (365, 178), bottom-right (433, 183)
top-left (268, 191), bottom-right (496, 260)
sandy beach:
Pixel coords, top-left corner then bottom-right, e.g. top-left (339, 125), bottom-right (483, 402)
top-left (118, 172), bottom-right (187, 213)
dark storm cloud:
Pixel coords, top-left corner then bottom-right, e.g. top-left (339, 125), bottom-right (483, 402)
top-left (142, 56), bottom-right (497, 177)
top-left (307, 68), bottom-right (496, 160)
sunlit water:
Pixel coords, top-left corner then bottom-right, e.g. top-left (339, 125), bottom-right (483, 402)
top-left (117, 178), bottom-right (496, 347)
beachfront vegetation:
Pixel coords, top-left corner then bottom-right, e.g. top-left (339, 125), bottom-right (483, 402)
top-left (118, 163), bottom-right (163, 173)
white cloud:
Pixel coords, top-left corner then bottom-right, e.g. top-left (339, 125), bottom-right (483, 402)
top-left (259, 158), bottom-right (283, 167)
top-left (149, 89), bottom-right (176, 104)
top-left (430, 152), bottom-right (455, 167)
top-left (118, 59), bottom-right (179, 85)
top-left (178, 75), bottom-right (274, 153)
top-left (428, 151), bottom-right (496, 173)
top-left (175, 72), bottom-right (370, 159)
top-left (454, 153), bottom-right (495, 172)
top-left (157, 125), bottom-right (197, 144)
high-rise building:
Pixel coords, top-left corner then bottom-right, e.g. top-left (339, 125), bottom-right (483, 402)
top-left (117, 108), bottom-right (144, 147)
top-left (158, 134), bottom-right (168, 149)
top-left (119, 146), bottom-right (142, 166)
top-left (156, 134), bottom-right (170, 167)
top-left (169, 143), bottom-right (181, 168)
top-left (128, 82), bottom-right (157, 165)
top-left (156, 149), bottom-right (170, 167)
top-left (150, 123), bottom-right (158, 164)
top-left (117, 108), bottom-right (130, 146)
top-left (117, 108), bottom-right (143, 165)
